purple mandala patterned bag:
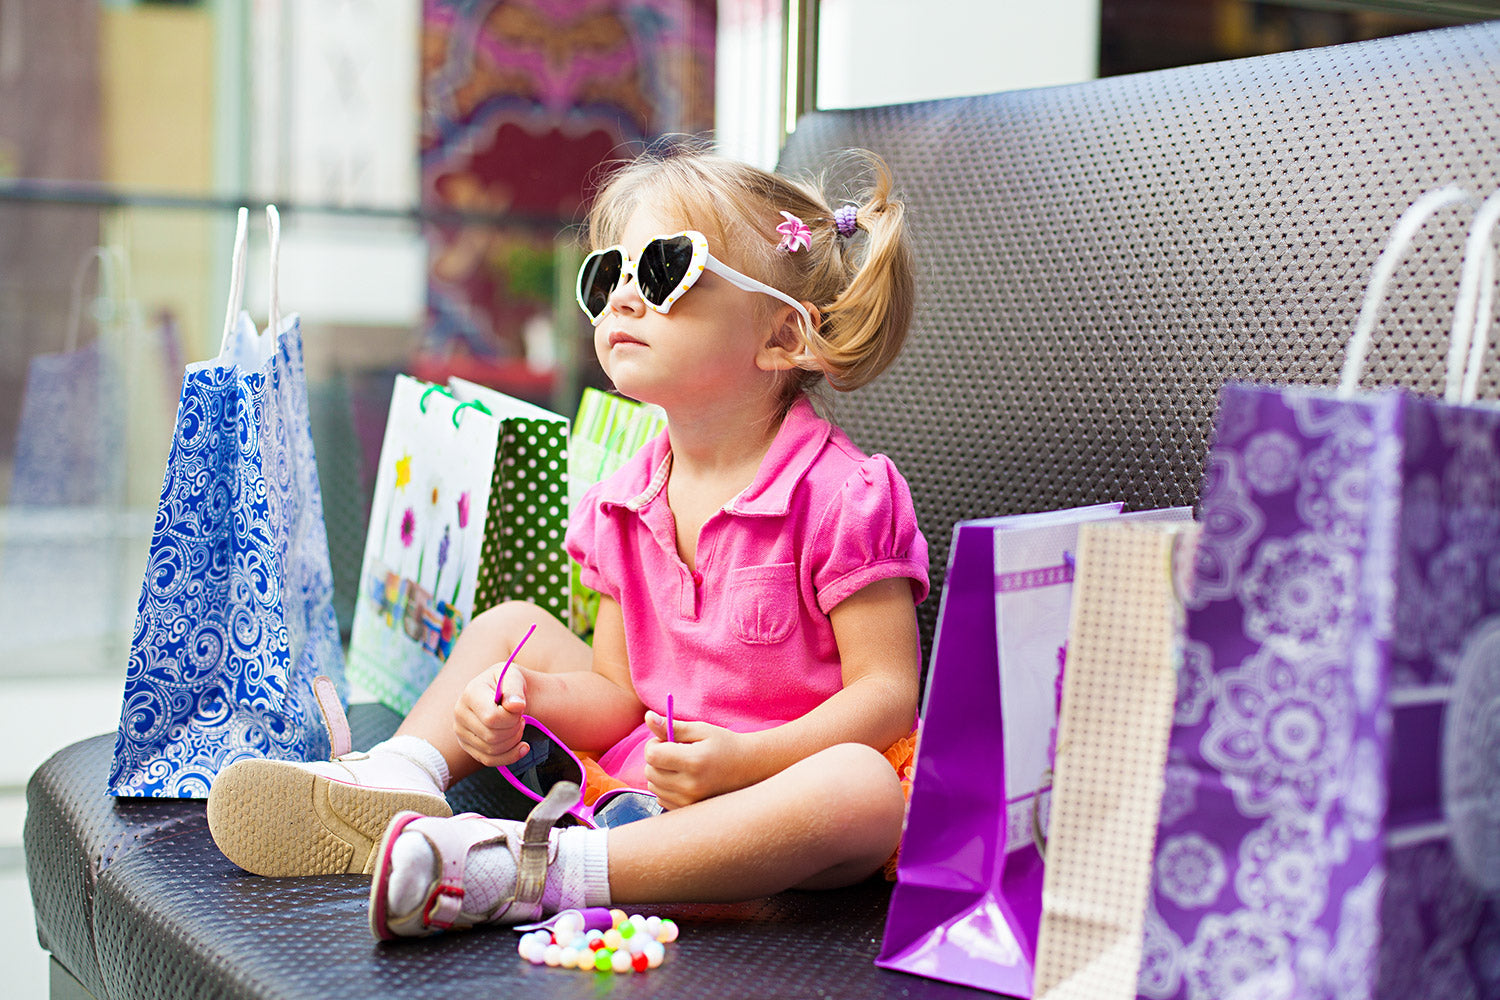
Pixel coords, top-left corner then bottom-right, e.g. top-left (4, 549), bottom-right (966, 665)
top-left (1141, 189), bottom-right (1500, 1000)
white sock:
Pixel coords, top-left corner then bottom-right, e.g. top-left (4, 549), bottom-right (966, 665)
top-left (366, 735), bottom-right (451, 792)
top-left (386, 824), bottom-right (611, 919)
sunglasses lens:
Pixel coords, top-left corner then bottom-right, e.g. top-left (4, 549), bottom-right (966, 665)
top-left (637, 235), bottom-right (696, 308)
top-left (505, 723), bottom-right (584, 798)
top-left (578, 249), bottom-right (622, 320)
top-left (590, 790), bottom-right (663, 829)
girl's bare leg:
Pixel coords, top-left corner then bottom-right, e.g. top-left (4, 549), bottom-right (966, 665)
top-left (605, 742), bottom-right (907, 901)
top-left (394, 600), bottom-right (592, 786)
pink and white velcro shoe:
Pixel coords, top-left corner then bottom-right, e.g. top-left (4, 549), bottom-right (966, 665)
top-left (368, 781), bottom-right (579, 940)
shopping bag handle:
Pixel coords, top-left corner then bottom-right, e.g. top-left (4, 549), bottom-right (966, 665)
top-left (1338, 185), bottom-right (1471, 398)
top-left (217, 207), bottom-right (250, 355)
top-left (64, 246), bottom-right (122, 353)
top-left (266, 204), bottom-right (282, 336)
top-left (1451, 189), bottom-right (1500, 403)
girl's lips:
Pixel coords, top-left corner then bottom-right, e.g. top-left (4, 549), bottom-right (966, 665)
top-left (608, 331), bottom-right (646, 347)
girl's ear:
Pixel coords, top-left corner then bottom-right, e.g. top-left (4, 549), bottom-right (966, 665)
top-left (756, 302), bottom-right (821, 372)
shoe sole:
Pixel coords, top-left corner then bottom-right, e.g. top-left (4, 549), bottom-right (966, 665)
top-left (207, 759), bottom-right (452, 877)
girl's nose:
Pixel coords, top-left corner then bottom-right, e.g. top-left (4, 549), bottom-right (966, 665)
top-left (606, 274), bottom-right (646, 316)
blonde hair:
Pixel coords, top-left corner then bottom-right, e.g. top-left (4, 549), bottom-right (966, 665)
top-left (583, 145), bottom-right (916, 400)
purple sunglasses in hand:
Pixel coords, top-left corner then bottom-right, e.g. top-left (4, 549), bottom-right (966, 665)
top-left (492, 625), bottom-right (662, 829)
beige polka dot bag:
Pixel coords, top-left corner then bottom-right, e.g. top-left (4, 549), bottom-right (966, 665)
top-left (347, 374), bottom-right (569, 714)
top-left (1033, 519), bottom-right (1198, 1000)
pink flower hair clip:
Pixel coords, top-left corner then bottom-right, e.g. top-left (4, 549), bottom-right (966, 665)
top-left (776, 211), bottom-right (812, 252)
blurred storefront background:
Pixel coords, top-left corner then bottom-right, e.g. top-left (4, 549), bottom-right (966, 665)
top-left (0, 3), bottom-right (1483, 994)
top-left (0, 0), bottom-right (1468, 675)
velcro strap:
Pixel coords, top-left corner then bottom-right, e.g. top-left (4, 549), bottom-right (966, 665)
top-left (313, 675), bottom-right (352, 759)
top-left (423, 884), bottom-right (465, 930)
top-left (514, 781), bottom-right (580, 908)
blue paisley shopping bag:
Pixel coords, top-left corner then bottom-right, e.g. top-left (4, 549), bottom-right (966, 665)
top-left (109, 207), bottom-right (345, 798)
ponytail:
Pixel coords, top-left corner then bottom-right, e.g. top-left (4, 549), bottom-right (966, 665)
top-left (797, 154), bottom-right (915, 392)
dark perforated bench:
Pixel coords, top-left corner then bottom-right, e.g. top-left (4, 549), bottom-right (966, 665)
top-left (27, 20), bottom-right (1500, 998)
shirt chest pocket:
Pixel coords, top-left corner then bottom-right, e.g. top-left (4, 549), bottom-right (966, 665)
top-left (726, 562), bottom-right (799, 645)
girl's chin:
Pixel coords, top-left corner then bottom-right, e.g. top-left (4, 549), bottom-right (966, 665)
top-left (598, 372), bottom-right (657, 407)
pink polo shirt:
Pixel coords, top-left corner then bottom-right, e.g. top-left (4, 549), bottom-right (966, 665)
top-left (565, 396), bottom-right (930, 787)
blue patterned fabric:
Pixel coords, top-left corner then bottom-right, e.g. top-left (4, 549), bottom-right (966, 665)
top-left (109, 313), bottom-right (345, 798)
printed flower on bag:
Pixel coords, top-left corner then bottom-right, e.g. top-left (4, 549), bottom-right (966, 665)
top-left (1289, 927), bottom-right (1335, 1000)
top-left (1212, 388), bottom-right (1262, 446)
top-left (1158, 757), bottom-right (1199, 828)
top-left (1323, 872), bottom-right (1381, 1000)
top-left (1191, 449), bottom-right (1265, 608)
top-left (1286, 392), bottom-right (1376, 445)
top-left (1376, 864), bottom-right (1423, 998)
top-left (1296, 434), bottom-right (1376, 550)
top-left (1487, 551), bottom-right (1500, 608)
top-left (1175, 639), bottom-right (1212, 727)
top-left (1202, 646), bottom-right (1355, 816)
top-left (1240, 532), bottom-right (1357, 650)
top-left (1425, 543), bottom-right (1484, 681)
top-left (1472, 921), bottom-right (1500, 1000)
top-left (400, 508), bottom-right (416, 547)
top-left (1156, 832), bottom-right (1228, 909)
top-left (432, 524), bottom-right (451, 601)
top-left (1335, 738), bottom-right (1385, 846)
top-left (1136, 905), bottom-right (1184, 999)
top-left (457, 490), bottom-right (471, 529)
top-left (1403, 473), bottom-right (1443, 555)
top-left (1404, 844), bottom-right (1485, 948)
top-left (1183, 910), bottom-right (1294, 1000)
top-left (1234, 814), bottom-right (1331, 931)
top-left (1417, 946), bottom-right (1483, 1000)
top-left (1446, 617), bottom-right (1500, 895)
top-left (1244, 431), bottom-right (1301, 495)
top-left (1394, 552), bottom-right (1430, 669)
top-left (1441, 412), bottom-right (1500, 552)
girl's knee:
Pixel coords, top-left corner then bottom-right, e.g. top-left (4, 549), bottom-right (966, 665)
top-left (813, 743), bottom-right (906, 832)
top-left (468, 601), bottom-right (550, 646)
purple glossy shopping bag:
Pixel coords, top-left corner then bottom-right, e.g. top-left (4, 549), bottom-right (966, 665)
top-left (878, 504), bottom-right (1121, 996)
top-left (1141, 190), bottom-right (1500, 1000)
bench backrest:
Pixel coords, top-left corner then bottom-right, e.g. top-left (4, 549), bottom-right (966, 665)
top-left (779, 21), bottom-right (1500, 652)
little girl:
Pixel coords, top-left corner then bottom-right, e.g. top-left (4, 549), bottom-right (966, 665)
top-left (208, 146), bottom-right (929, 940)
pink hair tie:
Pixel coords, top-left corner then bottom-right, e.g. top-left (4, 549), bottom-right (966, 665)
top-left (776, 211), bottom-right (811, 252)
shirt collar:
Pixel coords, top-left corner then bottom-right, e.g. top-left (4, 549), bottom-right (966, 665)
top-left (595, 397), bottom-right (832, 518)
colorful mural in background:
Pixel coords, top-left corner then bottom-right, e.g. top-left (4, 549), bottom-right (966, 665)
top-left (419, 0), bottom-right (716, 402)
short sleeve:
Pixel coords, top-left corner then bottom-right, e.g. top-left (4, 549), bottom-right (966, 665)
top-left (810, 454), bottom-right (930, 614)
top-left (564, 482), bottom-right (621, 603)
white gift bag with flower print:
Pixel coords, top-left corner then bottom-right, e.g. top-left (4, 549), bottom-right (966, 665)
top-left (346, 374), bottom-right (568, 715)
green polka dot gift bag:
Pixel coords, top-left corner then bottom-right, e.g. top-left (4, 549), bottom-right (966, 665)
top-left (566, 388), bottom-right (666, 641)
top-left (347, 374), bottom-right (569, 715)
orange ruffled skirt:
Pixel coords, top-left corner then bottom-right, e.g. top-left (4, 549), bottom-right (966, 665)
top-left (578, 729), bottom-right (919, 880)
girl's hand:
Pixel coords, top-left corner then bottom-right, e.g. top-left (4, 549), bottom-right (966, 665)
top-left (641, 712), bottom-right (751, 809)
top-left (453, 662), bottom-right (531, 767)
